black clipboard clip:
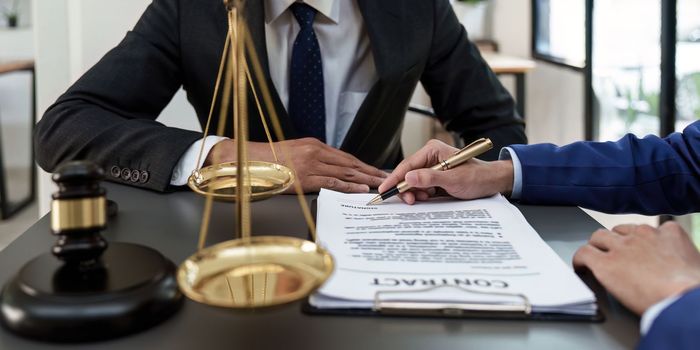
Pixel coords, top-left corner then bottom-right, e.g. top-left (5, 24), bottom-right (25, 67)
top-left (372, 285), bottom-right (532, 318)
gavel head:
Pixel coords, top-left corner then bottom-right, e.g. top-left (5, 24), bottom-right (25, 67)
top-left (50, 161), bottom-right (108, 265)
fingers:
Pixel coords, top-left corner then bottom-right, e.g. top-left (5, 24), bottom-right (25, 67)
top-left (588, 229), bottom-right (621, 251)
top-left (379, 140), bottom-right (457, 193)
top-left (308, 176), bottom-right (370, 193)
top-left (399, 191), bottom-right (417, 205)
top-left (611, 224), bottom-right (638, 235)
top-left (404, 169), bottom-right (454, 190)
top-left (320, 164), bottom-right (386, 188)
top-left (659, 221), bottom-right (684, 234)
top-left (658, 221), bottom-right (692, 244)
top-left (415, 191), bottom-right (431, 201)
top-left (317, 144), bottom-right (387, 179)
top-left (572, 244), bottom-right (607, 270)
top-left (291, 138), bottom-right (386, 180)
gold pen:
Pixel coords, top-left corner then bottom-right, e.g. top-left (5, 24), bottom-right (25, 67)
top-left (366, 138), bottom-right (493, 205)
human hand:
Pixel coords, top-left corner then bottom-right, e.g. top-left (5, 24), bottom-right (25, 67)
top-left (205, 138), bottom-right (387, 193)
top-left (378, 139), bottom-right (514, 204)
top-left (573, 221), bottom-right (700, 315)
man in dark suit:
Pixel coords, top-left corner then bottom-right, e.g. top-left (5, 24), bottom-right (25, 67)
top-left (379, 120), bottom-right (700, 349)
top-left (34, 0), bottom-right (525, 193)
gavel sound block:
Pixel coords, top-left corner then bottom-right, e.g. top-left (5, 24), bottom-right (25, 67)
top-left (0, 161), bottom-right (182, 342)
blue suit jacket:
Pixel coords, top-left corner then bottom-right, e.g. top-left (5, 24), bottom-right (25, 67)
top-left (510, 120), bottom-right (700, 215)
top-left (638, 287), bottom-right (700, 350)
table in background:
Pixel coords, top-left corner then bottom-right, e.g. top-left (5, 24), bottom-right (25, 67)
top-left (408, 53), bottom-right (536, 145)
top-left (0, 183), bottom-right (639, 349)
top-left (482, 53), bottom-right (536, 119)
top-left (0, 59), bottom-right (36, 220)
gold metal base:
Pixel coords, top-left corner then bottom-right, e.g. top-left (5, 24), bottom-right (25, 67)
top-left (188, 161), bottom-right (294, 201)
top-left (177, 236), bottom-right (333, 308)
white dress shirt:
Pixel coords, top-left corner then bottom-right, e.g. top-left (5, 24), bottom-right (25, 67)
top-left (171, 0), bottom-right (377, 185)
top-left (498, 147), bottom-right (523, 199)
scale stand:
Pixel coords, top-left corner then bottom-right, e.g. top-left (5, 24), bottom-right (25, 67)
top-left (176, 0), bottom-right (333, 309)
top-left (0, 161), bottom-right (182, 342)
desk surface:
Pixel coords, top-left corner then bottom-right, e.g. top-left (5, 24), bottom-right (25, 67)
top-left (483, 53), bottom-right (536, 74)
top-left (0, 183), bottom-right (639, 349)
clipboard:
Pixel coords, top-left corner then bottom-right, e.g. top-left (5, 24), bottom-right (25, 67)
top-left (302, 285), bottom-right (604, 322)
top-left (303, 199), bottom-right (605, 322)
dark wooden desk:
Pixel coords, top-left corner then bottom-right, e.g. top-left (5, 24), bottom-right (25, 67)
top-left (0, 183), bottom-right (639, 349)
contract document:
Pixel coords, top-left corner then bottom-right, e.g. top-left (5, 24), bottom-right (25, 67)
top-left (310, 189), bottom-right (597, 316)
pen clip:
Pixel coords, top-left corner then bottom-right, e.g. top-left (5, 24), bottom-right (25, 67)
top-left (454, 138), bottom-right (488, 155)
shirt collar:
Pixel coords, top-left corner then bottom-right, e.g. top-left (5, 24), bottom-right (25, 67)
top-left (265, 0), bottom-right (339, 24)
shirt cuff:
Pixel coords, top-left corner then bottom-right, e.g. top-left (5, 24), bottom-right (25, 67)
top-left (170, 136), bottom-right (229, 186)
top-left (498, 147), bottom-right (523, 200)
top-left (641, 294), bottom-right (682, 335)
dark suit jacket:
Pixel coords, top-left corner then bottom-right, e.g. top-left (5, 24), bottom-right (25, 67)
top-left (638, 287), bottom-right (700, 350)
top-left (510, 120), bottom-right (700, 215)
top-left (35, 0), bottom-right (526, 192)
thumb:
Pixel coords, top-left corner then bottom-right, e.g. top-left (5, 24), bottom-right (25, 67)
top-left (404, 169), bottom-right (451, 189)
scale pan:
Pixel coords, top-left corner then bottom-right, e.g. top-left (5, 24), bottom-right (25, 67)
top-left (177, 236), bottom-right (333, 308)
top-left (188, 161), bottom-right (294, 201)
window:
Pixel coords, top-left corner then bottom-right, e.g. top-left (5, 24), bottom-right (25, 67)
top-left (591, 0), bottom-right (662, 141)
top-left (585, 0), bottom-right (699, 238)
top-left (532, 0), bottom-right (586, 69)
top-left (677, 0), bottom-right (700, 241)
top-left (676, 0), bottom-right (700, 131)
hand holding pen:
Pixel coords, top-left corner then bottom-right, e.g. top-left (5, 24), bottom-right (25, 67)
top-left (373, 139), bottom-right (515, 205)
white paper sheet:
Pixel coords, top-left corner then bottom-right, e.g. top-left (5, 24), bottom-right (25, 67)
top-left (312, 189), bottom-right (596, 315)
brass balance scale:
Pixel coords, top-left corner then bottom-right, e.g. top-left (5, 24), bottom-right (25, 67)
top-left (176, 0), bottom-right (334, 309)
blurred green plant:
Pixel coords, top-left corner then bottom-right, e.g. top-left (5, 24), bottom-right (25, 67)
top-left (691, 74), bottom-right (700, 118)
top-left (621, 71), bottom-right (660, 129)
top-left (2, 0), bottom-right (19, 27)
top-left (677, 72), bottom-right (700, 122)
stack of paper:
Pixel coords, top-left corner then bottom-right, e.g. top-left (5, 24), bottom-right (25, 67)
top-left (310, 189), bottom-right (597, 316)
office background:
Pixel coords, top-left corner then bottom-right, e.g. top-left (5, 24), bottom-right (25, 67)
top-left (0, 0), bottom-right (698, 247)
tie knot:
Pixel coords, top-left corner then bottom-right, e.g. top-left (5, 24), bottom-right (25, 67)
top-left (290, 3), bottom-right (317, 28)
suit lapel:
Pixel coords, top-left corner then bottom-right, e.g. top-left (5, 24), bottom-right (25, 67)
top-left (356, 0), bottom-right (406, 82)
top-left (340, 0), bottom-right (407, 155)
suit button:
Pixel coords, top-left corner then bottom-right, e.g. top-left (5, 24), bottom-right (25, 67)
top-left (139, 171), bottom-right (150, 184)
top-left (120, 168), bottom-right (131, 181)
top-left (130, 170), bottom-right (140, 183)
top-left (110, 166), bottom-right (121, 178)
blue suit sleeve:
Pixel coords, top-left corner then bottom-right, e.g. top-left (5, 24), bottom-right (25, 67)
top-left (637, 287), bottom-right (700, 350)
top-left (509, 121), bottom-right (700, 215)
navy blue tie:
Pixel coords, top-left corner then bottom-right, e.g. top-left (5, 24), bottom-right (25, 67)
top-left (289, 3), bottom-right (326, 142)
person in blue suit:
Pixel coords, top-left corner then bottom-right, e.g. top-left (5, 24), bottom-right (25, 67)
top-left (379, 120), bottom-right (700, 349)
